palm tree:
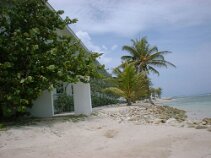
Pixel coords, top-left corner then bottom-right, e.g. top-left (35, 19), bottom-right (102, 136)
top-left (121, 37), bottom-right (176, 75)
top-left (121, 37), bottom-right (174, 104)
top-left (103, 63), bottom-right (149, 105)
top-left (150, 87), bottom-right (162, 99)
top-left (156, 87), bottom-right (162, 98)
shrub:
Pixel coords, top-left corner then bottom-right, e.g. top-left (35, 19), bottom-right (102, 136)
top-left (0, 0), bottom-right (101, 118)
top-left (91, 94), bottom-right (119, 108)
top-left (54, 93), bottom-right (74, 114)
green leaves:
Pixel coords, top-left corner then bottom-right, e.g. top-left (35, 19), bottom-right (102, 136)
top-left (20, 79), bottom-right (25, 84)
top-left (1, 62), bottom-right (13, 68)
top-left (20, 76), bottom-right (33, 84)
top-left (47, 65), bottom-right (56, 71)
top-left (103, 87), bottom-right (125, 97)
top-left (0, 0), bottom-right (101, 118)
top-left (104, 63), bottom-right (149, 105)
top-left (64, 17), bottom-right (78, 24)
top-left (150, 87), bottom-right (162, 98)
top-left (122, 37), bottom-right (175, 75)
top-left (120, 37), bottom-right (175, 99)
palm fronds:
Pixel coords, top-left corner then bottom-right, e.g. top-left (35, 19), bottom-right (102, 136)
top-left (103, 63), bottom-right (150, 105)
top-left (121, 37), bottom-right (176, 75)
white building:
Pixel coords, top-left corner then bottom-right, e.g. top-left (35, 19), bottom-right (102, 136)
top-left (31, 82), bottom-right (92, 117)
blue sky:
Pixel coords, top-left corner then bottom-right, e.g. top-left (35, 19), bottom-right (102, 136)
top-left (49, 0), bottom-right (211, 97)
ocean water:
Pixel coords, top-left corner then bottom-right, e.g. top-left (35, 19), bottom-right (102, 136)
top-left (163, 94), bottom-right (211, 120)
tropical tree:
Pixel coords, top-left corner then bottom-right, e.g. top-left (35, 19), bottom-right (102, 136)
top-left (121, 37), bottom-right (176, 75)
top-left (0, 0), bottom-right (101, 118)
top-left (150, 87), bottom-right (156, 99)
top-left (150, 87), bottom-right (162, 99)
top-left (156, 87), bottom-right (162, 98)
top-left (121, 37), bottom-right (175, 103)
top-left (103, 63), bottom-right (149, 105)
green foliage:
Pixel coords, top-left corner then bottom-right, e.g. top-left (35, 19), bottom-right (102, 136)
top-left (0, 123), bottom-right (5, 130)
top-left (90, 70), bottom-right (120, 107)
top-left (157, 87), bottom-right (162, 98)
top-left (91, 95), bottom-right (119, 108)
top-left (54, 93), bottom-right (74, 114)
top-left (150, 87), bottom-right (162, 99)
top-left (121, 37), bottom-right (175, 99)
top-left (104, 63), bottom-right (149, 105)
top-left (122, 37), bottom-right (175, 75)
top-left (0, 0), bottom-right (101, 118)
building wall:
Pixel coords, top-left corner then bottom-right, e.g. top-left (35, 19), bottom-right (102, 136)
top-left (31, 90), bottom-right (54, 117)
top-left (63, 83), bottom-right (73, 96)
top-left (31, 82), bottom-right (92, 117)
top-left (73, 82), bottom-right (92, 115)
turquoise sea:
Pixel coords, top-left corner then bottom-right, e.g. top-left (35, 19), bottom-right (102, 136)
top-left (164, 94), bottom-right (211, 120)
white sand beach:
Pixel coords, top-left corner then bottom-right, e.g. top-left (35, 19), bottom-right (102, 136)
top-left (0, 104), bottom-right (211, 158)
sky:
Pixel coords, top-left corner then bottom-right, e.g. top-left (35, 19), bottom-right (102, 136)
top-left (49, 0), bottom-right (211, 97)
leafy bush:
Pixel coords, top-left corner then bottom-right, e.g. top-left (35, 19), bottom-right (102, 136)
top-left (91, 95), bottom-right (119, 108)
top-left (90, 75), bottom-right (120, 107)
top-left (0, 0), bottom-right (101, 118)
top-left (0, 123), bottom-right (5, 130)
top-left (54, 93), bottom-right (74, 114)
top-left (103, 63), bottom-right (150, 105)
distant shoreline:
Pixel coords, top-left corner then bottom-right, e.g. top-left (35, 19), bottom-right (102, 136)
top-left (156, 96), bottom-right (211, 120)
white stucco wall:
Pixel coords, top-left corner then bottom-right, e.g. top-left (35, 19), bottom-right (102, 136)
top-left (73, 82), bottom-right (92, 115)
top-left (31, 82), bottom-right (92, 117)
top-left (31, 90), bottom-right (54, 117)
top-left (64, 83), bottom-right (73, 96)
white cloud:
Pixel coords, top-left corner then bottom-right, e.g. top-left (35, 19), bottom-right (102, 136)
top-left (76, 31), bottom-right (100, 52)
top-left (111, 44), bottom-right (118, 50)
top-left (48, 0), bottom-right (211, 96)
top-left (98, 54), bottom-right (112, 64)
top-left (76, 31), bottom-right (112, 65)
top-left (102, 45), bottom-right (108, 50)
top-left (49, 0), bottom-right (211, 36)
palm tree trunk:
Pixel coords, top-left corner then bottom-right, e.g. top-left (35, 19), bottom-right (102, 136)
top-left (148, 96), bottom-right (155, 105)
top-left (127, 99), bottom-right (132, 106)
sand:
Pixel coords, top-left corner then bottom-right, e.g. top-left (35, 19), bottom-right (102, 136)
top-left (0, 107), bottom-right (211, 158)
